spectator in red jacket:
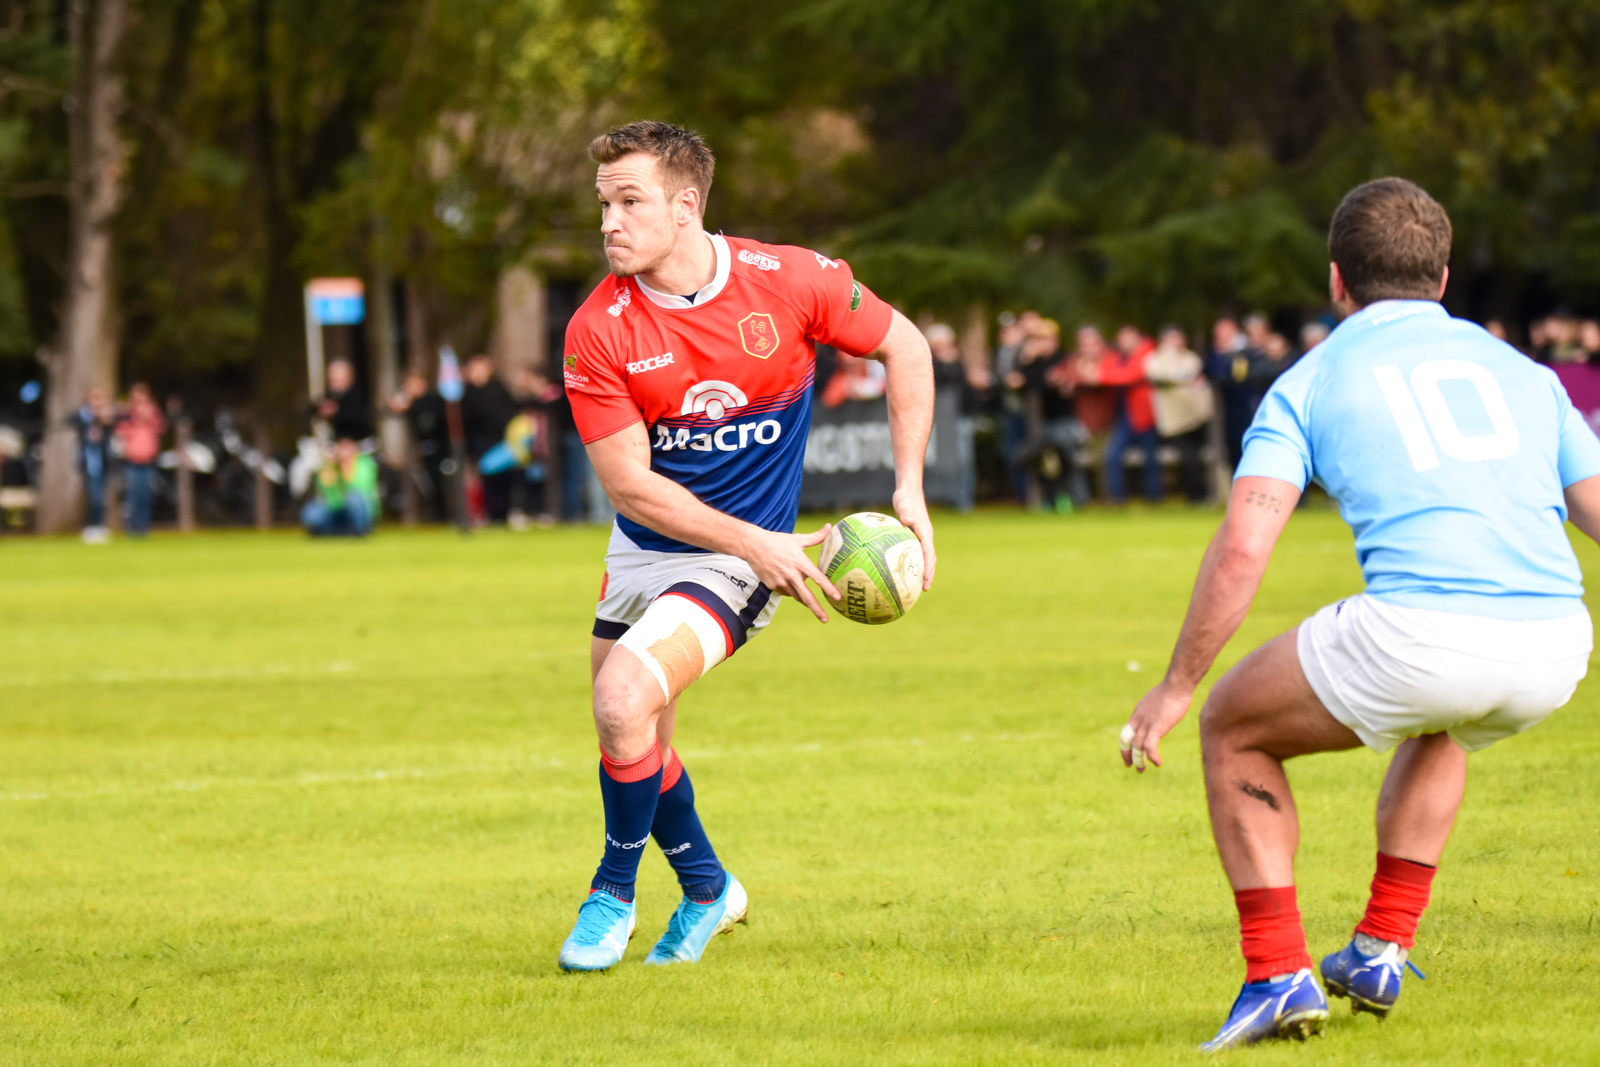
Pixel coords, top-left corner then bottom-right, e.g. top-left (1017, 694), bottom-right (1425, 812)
top-left (117, 382), bottom-right (166, 536)
top-left (1096, 325), bottom-right (1162, 503)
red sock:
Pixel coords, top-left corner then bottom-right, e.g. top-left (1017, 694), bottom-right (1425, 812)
top-left (599, 744), bottom-right (662, 782)
top-left (1355, 852), bottom-right (1436, 949)
top-left (659, 745), bottom-right (684, 793)
top-left (1235, 886), bottom-right (1312, 983)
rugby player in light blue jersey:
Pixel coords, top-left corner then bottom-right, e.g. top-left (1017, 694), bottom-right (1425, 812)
top-left (1119, 177), bottom-right (1600, 1051)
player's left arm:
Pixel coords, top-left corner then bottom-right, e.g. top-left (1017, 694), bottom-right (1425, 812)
top-left (1563, 475), bottom-right (1600, 545)
top-left (862, 309), bottom-right (937, 589)
top-left (1120, 475), bottom-right (1300, 772)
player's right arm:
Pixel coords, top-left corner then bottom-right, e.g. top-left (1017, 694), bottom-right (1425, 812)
top-left (1121, 476), bottom-right (1301, 771)
top-left (585, 423), bottom-right (842, 623)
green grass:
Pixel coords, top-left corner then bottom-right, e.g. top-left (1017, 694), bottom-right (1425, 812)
top-left (2, 509), bottom-right (1597, 1065)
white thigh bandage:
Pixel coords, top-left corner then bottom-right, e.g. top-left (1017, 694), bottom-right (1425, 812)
top-left (613, 592), bottom-right (732, 701)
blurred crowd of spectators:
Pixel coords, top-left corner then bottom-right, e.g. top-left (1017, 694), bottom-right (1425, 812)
top-left (914, 311), bottom-right (1330, 512)
top-left (18, 298), bottom-right (1600, 540)
top-left (66, 382), bottom-right (168, 542)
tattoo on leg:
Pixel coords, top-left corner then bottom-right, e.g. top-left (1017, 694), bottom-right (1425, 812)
top-left (1240, 781), bottom-right (1281, 811)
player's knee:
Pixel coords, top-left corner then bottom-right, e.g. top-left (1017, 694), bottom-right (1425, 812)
top-left (591, 655), bottom-right (662, 737)
top-left (1198, 680), bottom-right (1246, 754)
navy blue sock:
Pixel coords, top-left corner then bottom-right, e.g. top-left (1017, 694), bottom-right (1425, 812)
top-left (591, 748), bottom-right (663, 903)
top-left (652, 749), bottom-right (726, 904)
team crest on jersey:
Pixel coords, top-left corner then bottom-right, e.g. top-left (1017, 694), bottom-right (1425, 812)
top-left (606, 285), bottom-right (632, 317)
top-left (738, 249), bottom-right (781, 271)
top-left (739, 312), bottom-right (780, 359)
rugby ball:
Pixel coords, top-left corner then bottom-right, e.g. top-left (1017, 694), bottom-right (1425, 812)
top-left (818, 512), bottom-right (923, 625)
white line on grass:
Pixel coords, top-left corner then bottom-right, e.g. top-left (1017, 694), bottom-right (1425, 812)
top-left (0, 732), bottom-right (1066, 803)
top-left (2, 661), bottom-right (357, 687)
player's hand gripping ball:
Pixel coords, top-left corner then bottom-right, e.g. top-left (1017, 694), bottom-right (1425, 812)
top-left (817, 512), bottom-right (923, 624)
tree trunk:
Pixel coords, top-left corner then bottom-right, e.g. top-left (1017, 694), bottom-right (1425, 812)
top-left (37, 0), bottom-right (132, 534)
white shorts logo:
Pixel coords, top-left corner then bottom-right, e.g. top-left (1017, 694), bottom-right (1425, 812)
top-left (606, 286), bottom-right (632, 318)
top-left (680, 380), bottom-right (748, 421)
top-left (738, 249), bottom-right (781, 271)
top-left (627, 352), bottom-right (674, 375)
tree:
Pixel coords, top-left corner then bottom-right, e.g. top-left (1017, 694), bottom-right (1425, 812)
top-left (36, 0), bottom-right (131, 534)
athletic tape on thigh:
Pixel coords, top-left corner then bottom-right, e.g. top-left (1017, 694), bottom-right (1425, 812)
top-left (614, 589), bottom-right (733, 701)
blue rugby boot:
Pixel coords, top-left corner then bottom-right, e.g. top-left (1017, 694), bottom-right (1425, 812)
top-left (643, 874), bottom-right (748, 965)
top-left (557, 890), bottom-right (637, 972)
top-left (1200, 969), bottom-right (1328, 1052)
top-left (1321, 933), bottom-right (1424, 1017)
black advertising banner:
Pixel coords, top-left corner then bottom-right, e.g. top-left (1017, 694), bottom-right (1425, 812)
top-left (799, 387), bottom-right (963, 510)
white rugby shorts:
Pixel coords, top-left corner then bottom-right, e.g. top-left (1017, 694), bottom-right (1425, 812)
top-left (592, 525), bottom-right (780, 699)
top-left (1297, 593), bottom-right (1592, 753)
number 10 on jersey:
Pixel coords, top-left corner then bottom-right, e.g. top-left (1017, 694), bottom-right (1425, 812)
top-left (1374, 360), bottom-right (1521, 472)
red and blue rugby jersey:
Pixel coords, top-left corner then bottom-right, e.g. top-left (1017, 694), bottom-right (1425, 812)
top-left (564, 234), bottom-right (895, 552)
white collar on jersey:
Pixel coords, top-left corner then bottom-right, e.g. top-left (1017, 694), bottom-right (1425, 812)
top-left (633, 233), bottom-right (730, 310)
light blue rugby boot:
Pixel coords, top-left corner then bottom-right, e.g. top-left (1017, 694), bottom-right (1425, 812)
top-left (557, 890), bottom-right (637, 972)
top-left (643, 874), bottom-right (748, 965)
top-left (1200, 969), bottom-right (1328, 1052)
top-left (1321, 933), bottom-right (1425, 1017)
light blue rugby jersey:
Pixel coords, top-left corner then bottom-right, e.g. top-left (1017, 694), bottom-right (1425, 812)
top-left (1238, 299), bottom-right (1600, 619)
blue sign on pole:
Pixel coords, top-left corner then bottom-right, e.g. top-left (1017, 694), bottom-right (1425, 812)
top-left (306, 278), bottom-right (366, 325)
top-left (311, 294), bottom-right (365, 325)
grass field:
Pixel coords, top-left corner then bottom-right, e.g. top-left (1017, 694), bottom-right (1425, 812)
top-left (3, 508), bottom-right (1598, 1065)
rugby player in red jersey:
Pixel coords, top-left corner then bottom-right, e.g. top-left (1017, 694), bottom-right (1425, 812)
top-left (556, 121), bottom-right (937, 971)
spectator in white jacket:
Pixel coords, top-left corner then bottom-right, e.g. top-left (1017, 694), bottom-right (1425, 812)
top-left (1145, 326), bottom-right (1214, 503)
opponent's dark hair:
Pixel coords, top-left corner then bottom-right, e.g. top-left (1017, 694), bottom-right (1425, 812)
top-left (589, 121), bottom-right (715, 212)
top-left (1328, 178), bottom-right (1452, 306)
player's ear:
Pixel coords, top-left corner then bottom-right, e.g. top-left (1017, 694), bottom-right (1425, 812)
top-left (1437, 265), bottom-right (1449, 300)
top-left (1329, 262), bottom-right (1347, 306)
top-left (675, 185), bottom-right (698, 225)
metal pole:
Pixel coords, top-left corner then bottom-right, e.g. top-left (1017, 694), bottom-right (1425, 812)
top-left (304, 286), bottom-right (325, 403)
top-left (437, 346), bottom-right (470, 533)
top-left (175, 415), bottom-right (195, 532)
top-left (254, 422), bottom-right (273, 530)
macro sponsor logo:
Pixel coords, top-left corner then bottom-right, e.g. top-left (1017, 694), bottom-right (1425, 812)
top-left (627, 351), bottom-right (675, 375)
top-left (658, 381), bottom-right (782, 453)
top-left (606, 285), bottom-right (632, 317)
top-left (655, 419), bottom-right (783, 453)
top-left (739, 312), bottom-right (779, 358)
top-left (814, 252), bottom-right (841, 270)
top-left (680, 380), bottom-right (748, 420)
top-left (738, 248), bottom-right (781, 271)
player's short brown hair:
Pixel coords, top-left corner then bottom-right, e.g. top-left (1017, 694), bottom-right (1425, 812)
top-left (1328, 178), bottom-right (1452, 306)
top-left (589, 121), bottom-right (715, 211)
